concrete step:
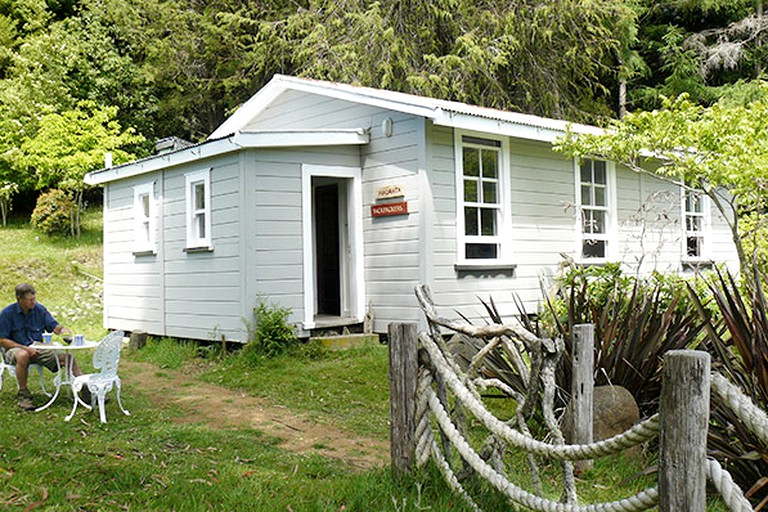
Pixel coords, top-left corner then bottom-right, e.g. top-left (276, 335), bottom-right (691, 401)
top-left (310, 333), bottom-right (380, 350)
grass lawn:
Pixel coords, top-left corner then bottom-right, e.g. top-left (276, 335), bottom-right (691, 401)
top-left (0, 208), bottom-right (733, 510)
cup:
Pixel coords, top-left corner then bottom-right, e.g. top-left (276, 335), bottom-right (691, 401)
top-left (42, 332), bottom-right (52, 344)
top-left (74, 334), bottom-right (85, 346)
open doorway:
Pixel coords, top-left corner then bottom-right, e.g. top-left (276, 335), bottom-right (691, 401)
top-left (314, 181), bottom-right (341, 316)
top-left (302, 165), bottom-right (364, 330)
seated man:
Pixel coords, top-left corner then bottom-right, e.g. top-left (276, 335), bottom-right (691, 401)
top-left (0, 283), bottom-right (90, 410)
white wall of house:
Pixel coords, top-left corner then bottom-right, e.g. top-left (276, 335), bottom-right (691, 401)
top-left (422, 122), bottom-right (740, 328)
top-left (243, 90), bottom-right (427, 333)
top-left (103, 172), bottom-right (165, 335)
top-left (161, 156), bottom-right (244, 340)
top-left (243, 145), bottom-right (362, 329)
top-left (96, 80), bottom-right (741, 341)
top-left (102, 153), bottom-right (249, 341)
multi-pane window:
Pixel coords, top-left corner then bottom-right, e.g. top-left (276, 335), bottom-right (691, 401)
top-left (461, 136), bottom-right (502, 260)
top-left (185, 169), bottom-right (212, 250)
top-left (133, 182), bottom-right (155, 254)
top-left (577, 159), bottom-right (611, 260)
top-left (683, 188), bottom-right (707, 259)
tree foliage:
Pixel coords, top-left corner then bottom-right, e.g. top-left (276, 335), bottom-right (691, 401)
top-left (14, 102), bottom-right (143, 235)
top-left (30, 187), bottom-right (73, 236)
top-left (246, 0), bottom-right (637, 123)
top-left (629, 0), bottom-right (762, 109)
top-left (0, 0), bottom-right (767, 232)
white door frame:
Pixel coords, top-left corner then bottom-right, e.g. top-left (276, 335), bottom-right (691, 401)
top-left (301, 164), bottom-right (364, 329)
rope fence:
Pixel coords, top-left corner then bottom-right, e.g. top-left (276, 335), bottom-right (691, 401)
top-left (387, 285), bottom-right (768, 512)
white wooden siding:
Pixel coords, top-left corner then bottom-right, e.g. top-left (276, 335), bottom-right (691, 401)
top-left (103, 174), bottom-right (164, 334)
top-left (244, 91), bottom-right (426, 333)
top-left (423, 123), bottom-right (740, 328)
top-left (244, 147), bottom-right (362, 325)
top-left (101, 88), bottom-right (740, 341)
top-left (360, 114), bottom-right (424, 332)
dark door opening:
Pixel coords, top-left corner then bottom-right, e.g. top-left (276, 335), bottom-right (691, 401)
top-left (315, 183), bottom-right (341, 316)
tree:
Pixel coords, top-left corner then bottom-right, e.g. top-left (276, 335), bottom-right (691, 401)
top-left (684, 0), bottom-right (768, 79)
top-left (628, 0), bottom-right (759, 110)
top-left (247, 0), bottom-right (640, 124)
top-left (14, 101), bottom-right (143, 236)
top-left (0, 180), bottom-right (17, 225)
top-left (555, 87), bottom-right (768, 274)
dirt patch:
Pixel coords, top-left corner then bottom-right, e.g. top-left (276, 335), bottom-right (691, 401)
top-left (119, 360), bottom-right (390, 471)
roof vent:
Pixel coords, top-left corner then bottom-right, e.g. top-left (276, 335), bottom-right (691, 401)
top-left (155, 136), bottom-right (193, 155)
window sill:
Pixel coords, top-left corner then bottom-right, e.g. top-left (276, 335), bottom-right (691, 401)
top-left (183, 246), bottom-right (214, 253)
top-left (575, 260), bottom-right (610, 267)
top-left (454, 262), bottom-right (517, 271)
top-left (455, 262), bottom-right (516, 278)
top-left (132, 249), bottom-right (157, 257)
top-left (682, 259), bottom-right (714, 270)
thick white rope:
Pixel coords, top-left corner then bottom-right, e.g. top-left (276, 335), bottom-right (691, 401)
top-left (415, 289), bottom-right (758, 511)
top-left (711, 372), bottom-right (768, 446)
top-left (420, 331), bottom-right (659, 460)
top-left (415, 371), bottom-right (435, 467)
top-left (428, 434), bottom-right (481, 512)
top-left (706, 458), bottom-right (753, 512)
top-left (427, 388), bottom-right (659, 512)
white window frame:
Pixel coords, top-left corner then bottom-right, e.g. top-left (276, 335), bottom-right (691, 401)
top-left (185, 169), bottom-right (212, 251)
top-left (133, 182), bottom-right (156, 255)
top-left (454, 131), bottom-right (512, 267)
top-left (681, 185), bottom-right (711, 262)
top-left (574, 158), bottom-right (617, 263)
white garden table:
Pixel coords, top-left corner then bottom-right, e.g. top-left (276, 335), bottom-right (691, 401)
top-left (32, 340), bottom-right (98, 413)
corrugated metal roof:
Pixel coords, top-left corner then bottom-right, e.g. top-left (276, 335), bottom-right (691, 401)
top-left (209, 74), bottom-right (603, 140)
top-left (88, 74), bottom-right (604, 185)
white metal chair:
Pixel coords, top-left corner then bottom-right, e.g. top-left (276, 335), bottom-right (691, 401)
top-left (0, 347), bottom-right (51, 396)
top-left (66, 331), bottom-right (129, 423)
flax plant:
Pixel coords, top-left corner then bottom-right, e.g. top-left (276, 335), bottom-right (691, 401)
top-left (689, 267), bottom-right (768, 507)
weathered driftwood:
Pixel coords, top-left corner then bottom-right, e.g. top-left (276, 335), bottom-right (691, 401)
top-left (412, 284), bottom-right (576, 504)
top-left (393, 296), bottom-right (754, 510)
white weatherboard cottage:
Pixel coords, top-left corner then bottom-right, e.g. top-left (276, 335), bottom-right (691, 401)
top-left (85, 75), bottom-right (739, 342)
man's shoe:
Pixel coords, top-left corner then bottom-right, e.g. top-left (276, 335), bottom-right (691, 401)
top-left (80, 387), bottom-right (108, 405)
top-left (17, 389), bottom-right (35, 411)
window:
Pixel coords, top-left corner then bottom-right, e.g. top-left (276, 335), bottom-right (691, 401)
top-left (185, 169), bottom-right (212, 250)
top-left (682, 187), bottom-right (709, 260)
top-left (576, 158), bottom-right (615, 261)
top-left (133, 182), bottom-right (155, 254)
top-left (456, 134), bottom-right (510, 264)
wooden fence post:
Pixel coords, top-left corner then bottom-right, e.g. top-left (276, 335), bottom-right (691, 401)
top-left (389, 322), bottom-right (419, 478)
top-left (659, 350), bottom-right (710, 511)
top-left (572, 323), bottom-right (594, 472)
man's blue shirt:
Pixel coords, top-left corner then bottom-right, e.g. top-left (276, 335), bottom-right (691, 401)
top-left (0, 302), bottom-right (58, 346)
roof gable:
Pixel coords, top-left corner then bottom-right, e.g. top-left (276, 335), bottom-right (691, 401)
top-left (209, 74), bottom-right (604, 143)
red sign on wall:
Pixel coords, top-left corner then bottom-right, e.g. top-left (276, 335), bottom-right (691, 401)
top-left (371, 201), bottom-right (408, 217)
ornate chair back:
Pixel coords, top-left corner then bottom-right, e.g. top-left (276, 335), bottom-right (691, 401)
top-left (92, 330), bottom-right (124, 379)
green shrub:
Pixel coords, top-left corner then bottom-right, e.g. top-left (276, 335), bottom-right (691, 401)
top-left (31, 189), bottom-right (74, 236)
top-left (242, 300), bottom-right (298, 360)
